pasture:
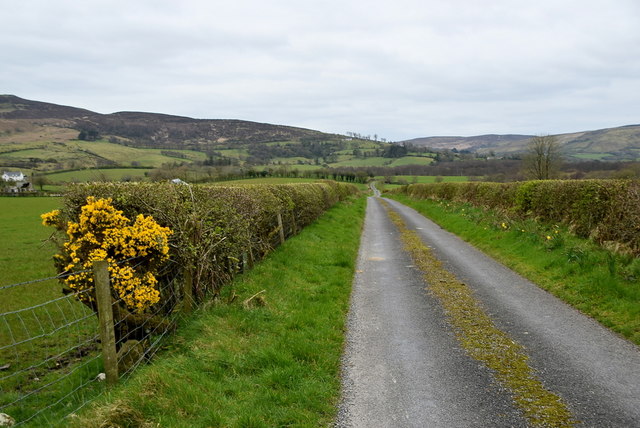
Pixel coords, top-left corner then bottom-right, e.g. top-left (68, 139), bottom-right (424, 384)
top-left (44, 168), bottom-right (152, 184)
top-left (0, 196), bottom-right (102, 426)
top-left (0, 197), bottom-right (60, 292)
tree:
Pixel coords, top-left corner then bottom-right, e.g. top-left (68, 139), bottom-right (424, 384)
top-left (32, 174), bottom-right (50, 191)
top-left (524, 135), bottom-right (561, 180)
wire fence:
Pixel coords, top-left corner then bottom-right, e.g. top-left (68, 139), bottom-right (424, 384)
top-left (0, 260), bottom-right (189, 427)
top-left (0, 210), bottom-right (298, 427)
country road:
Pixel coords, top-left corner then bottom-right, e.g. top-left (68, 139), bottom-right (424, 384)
top-left (336, 195), bottom-right (640, 427)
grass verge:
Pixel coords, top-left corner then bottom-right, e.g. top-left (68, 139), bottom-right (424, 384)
top-left (386, 194), bottom-right (640, 345)
top-left (68, 195), bottom-right (366, 427)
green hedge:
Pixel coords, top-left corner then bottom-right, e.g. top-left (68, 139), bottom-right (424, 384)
top-left (58, 181), bottom-right (358, 306)
top-left (392, 179), bottom-right (640, 255)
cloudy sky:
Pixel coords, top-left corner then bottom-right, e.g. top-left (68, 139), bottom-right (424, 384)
top-left (2, 0), bottom-right (639, 141)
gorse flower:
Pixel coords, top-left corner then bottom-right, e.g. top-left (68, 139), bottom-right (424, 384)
top-left (42, 197), bottom-right (172, 313)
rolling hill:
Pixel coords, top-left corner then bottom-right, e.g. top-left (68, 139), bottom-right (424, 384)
top-left (2, 95), bottom-right (639, 176)
top-left (0, 95), bottom-right (331, 150)
top-left (0, 95), bottom-right (366, 171)
top-left (402, 125), bottom-right (640, 161)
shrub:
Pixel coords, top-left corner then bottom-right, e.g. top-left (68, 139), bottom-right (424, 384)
top-left (42, 197), bottom-right (171, 313)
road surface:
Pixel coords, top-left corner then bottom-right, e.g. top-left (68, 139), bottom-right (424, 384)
top-left (336, 195), bottom-right (640, 427)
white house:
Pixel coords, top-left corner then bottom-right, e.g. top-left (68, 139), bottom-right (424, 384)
top-left (2, 171), bottom-right (26, 182)
top-left (2, 171), bottom-right (32, 192)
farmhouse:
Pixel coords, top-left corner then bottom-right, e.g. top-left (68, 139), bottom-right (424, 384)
top-left (2, 171), bottom-right (25, 182)
top-left (2, 171), bottom-right (32, 193)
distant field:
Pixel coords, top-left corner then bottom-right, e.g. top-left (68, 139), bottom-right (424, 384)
top-left (212, 177), bottom-right (319, 185)
top-left (45, 168), bottom-right (152, 183)
top-left (387, 156), bottom-right (434, 166)
top-left (411, 175), bottom-right (469, 183)
top-left (376, 175), bottom-right (468, 183)
top-left (330, 158), bottom-right (390, 167)
top-left (571, 153), bottom-right (609, 160)
top-left (377, 176), bottom-right (469, 190)
top-left (215, 148), bottom-right (249, 157)
top-left (254, 164), bottom-right (320, 172)
top-left (0, 140), bottom-right (207, 170)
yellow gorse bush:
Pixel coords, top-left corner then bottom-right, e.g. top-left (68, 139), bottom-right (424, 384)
top-left (42, 197), bottom-right (172, 313)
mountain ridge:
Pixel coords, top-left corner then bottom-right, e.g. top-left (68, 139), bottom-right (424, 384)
top-left (0, 95), bottom-right (332, 150)
top-left (2, 95), bottom-right (640, 161)
top-left (401, 125), bottom-right (640, 160)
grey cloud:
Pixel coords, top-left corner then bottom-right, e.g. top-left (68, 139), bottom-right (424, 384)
top-left (2, 0), bottom-right (639, 140)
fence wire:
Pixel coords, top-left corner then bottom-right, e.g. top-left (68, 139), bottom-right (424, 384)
top-left (0, 261), bottom-right (188, 427)
top-left (0, 274), bottom-right (101, 427)
top-left (0, 211), bottom-right (297, 426)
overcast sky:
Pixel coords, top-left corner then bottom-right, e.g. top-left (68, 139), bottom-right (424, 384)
top-left (2, 0), bottom-right (639, 141)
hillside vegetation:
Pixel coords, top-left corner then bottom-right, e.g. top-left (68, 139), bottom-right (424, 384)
top-left (403, 125), bottom-right (640, 161)
top-left (1, 95), bottom-right (436, 174)
top-left (2, 95), bottom-right (640, 185)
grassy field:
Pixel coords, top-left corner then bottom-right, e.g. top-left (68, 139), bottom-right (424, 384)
top-left (376, 175), bottom-right (469, 191)
top-left (44, 168), bottom-right (152, 183)
top-left (69, 195), bottom-right (366, 427)
top-left (0, 140), bottom-right (206, 170)
top-left (386, 156), bottom-right (434, 166)
top-left (211, 177), bottom-right (319, 185)
top-left (386, 194), bottom-right (640, 345)
top-left (0, 197), bottom-right (61, 290)
top-left (0, 197), bottom-right (102, 426)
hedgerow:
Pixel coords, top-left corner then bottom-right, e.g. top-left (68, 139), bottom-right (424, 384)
top-left (44, 180), bottom-right (358, 341)
top-left (391, 179), bottom-right (640, 255)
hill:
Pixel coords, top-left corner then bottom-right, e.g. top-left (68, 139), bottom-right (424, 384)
top-left (1, 95), bottom-right (381, 171)
top-left (402, 125), bottom-right (640, 161)
top-left (0, 95), bottom-right (330, 150)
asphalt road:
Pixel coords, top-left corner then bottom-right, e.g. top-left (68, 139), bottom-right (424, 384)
top-left (336, 196), bottom-right (640, 427)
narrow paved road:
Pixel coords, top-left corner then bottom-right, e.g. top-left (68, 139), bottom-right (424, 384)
top-left (336, 196), bottom-right (640, 427)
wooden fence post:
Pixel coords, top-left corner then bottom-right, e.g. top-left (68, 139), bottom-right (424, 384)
top-left (277, 212), bottom-right (285, 245)
top-left (93, 260), bottom-right (118, 386)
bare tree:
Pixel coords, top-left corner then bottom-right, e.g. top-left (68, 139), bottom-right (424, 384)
top-left (524, 135), bottom-right (561, 180)
top-left (32, 174), bottom-right (50, 191)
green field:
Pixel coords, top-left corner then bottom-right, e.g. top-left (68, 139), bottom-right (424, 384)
top-left (212, 177), bottom-right (319, 185)
top-left (44, 168), bottom-right (152, 183)
top-left (408, 175), bottom-right (469, 183)
top-left (387, 156), bottom-right (434, 166)
top-left (0, 197), bottom-right (61, 289)
top-left (330, 157), bottom-right (390, 167)
top-left (571, 153), bottom-right (609, 160)
top-left (0, 140), bottom-right (207, 170)
top-left (0, 197), bottom-right (102, 427)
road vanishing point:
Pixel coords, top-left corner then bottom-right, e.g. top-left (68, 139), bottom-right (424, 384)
top-left (336, 194), bottom-right (640, 427)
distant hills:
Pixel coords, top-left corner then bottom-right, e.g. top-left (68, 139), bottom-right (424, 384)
top-left (0, 95), bottom-right (332, 151)
top-left (1, 95), bottom-right (639, 169)
top-left (402, 125), bottom-right (640, 161)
